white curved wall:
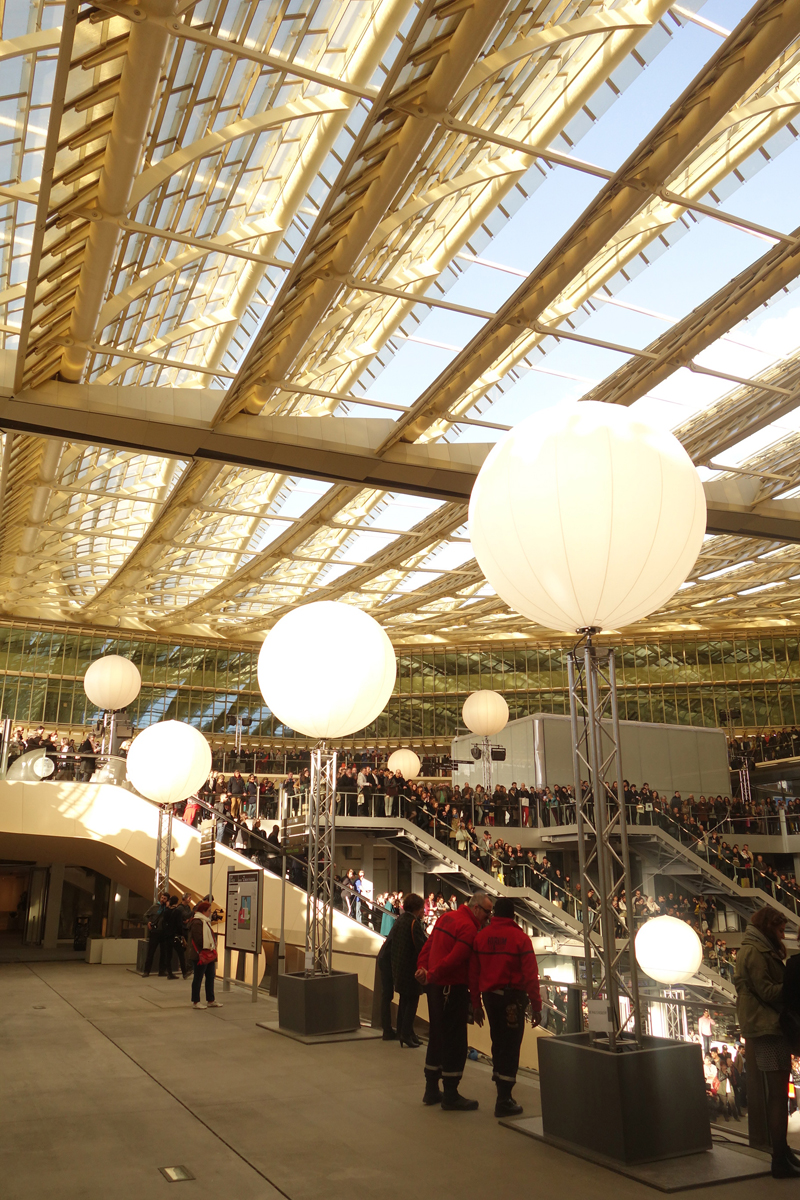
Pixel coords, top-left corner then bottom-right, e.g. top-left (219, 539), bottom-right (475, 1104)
top-left (0, 779), bottom-right (383, 988)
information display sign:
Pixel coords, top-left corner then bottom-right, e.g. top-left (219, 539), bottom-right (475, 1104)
top-left (199, 820), bottom-right (216, 866)
top-left (225, 868), bottom-right (262, 954)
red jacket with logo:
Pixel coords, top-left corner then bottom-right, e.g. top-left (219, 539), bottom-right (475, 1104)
top-left (468, 917), bottom-right (542, 1012)
top-left (416, 904), bottom-right (482, 985)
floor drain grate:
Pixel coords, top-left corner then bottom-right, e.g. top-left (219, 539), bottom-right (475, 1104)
top-left (159, 1166), bottom-right (195, 1182)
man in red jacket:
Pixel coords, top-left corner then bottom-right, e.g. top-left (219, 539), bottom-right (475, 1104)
top-left (415, 890), bottom-right (493, 1110)
top-left (469, 897), bottom-right (542, 1117)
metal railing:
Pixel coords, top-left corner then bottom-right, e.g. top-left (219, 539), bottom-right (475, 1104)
top-left (13, 750), bottom-right (800, 929)
top-left (189, 794), bottom-right (406, 934)
top-left (729, 733), bottom-right (800, 766)
top-left (277, 786), bottom-right (582, 916)
top-left (627, 804), bottom-right (800, 917)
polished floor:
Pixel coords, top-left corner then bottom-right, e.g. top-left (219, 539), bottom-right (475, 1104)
top-left (0, 962), bottom-right (787, 1200)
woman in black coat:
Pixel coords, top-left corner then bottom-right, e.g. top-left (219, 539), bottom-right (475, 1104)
top-left (390, 893), bottom-right (427, 1048)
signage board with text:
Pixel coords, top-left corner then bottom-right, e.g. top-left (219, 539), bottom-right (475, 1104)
top-left (225, 868), bottom-right (262, 954)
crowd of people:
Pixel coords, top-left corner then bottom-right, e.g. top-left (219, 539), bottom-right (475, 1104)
top-left (141, 890), bottom-right (223, 1010)
top-left (180, 777), bottom-right (743, 990)
top-left (378, 889), bottom-right (542, 1117)
top-left (729, 729), bottom-right (800, 767)
top-left (5, 726), bottom-right (101, 778)
top-left (170, 764), bottom-right (798, 958)
top-left (642, 798), bottom-right (800, 915)
top-left (207, 746), bottom-right (448, 778)
top-left (702, 1038), bottom-right (745, 1122)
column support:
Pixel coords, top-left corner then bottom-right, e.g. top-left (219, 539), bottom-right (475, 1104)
top-left (305, 744), bottom-right (337, 975)
top-left (568, 631), bottom-right (642, 1051)
top-left (42, 862), bottom-right (65, 949)
top-left (154, 804), bottom-right (173, 901)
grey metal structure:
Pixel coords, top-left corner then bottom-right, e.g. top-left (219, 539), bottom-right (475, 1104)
top-left (567, 634), bottom-right (642, 1051)
top-left (479, 735), bottom-right (492, 796)
top-left (153, 804), bottom-right (173, 904)
top-left (452, 709), bottom-right (730, 799)
top-left (305, 746), bottom-right (338, 975)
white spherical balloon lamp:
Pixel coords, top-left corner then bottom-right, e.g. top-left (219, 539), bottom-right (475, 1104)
top-left (634, 915), bottom-right (703, 986)
top-left (126, 720), bottom-right (212, 805)
top-left (84, 655), bottom-right (141, 711)
top-left (462, 690), bottom-right (509, 737)
top-left (258, 601), bottom-right (396, 739)
top-left (387, 748), bottom-right (421, 779)
top-left (468, 402), bottom-right (706, 631)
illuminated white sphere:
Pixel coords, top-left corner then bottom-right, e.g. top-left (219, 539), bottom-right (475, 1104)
top-left (462, 690), bottom-right (509, 736)
top-left (635, 915), bottom-right (703, 986)
top-left (32, 755), bottom-right (55, 779)
top-left (387, 749), bottom-right (421, 779)
top-left (468, 402), bottom-right (706, 631)
top-left (258, 601), bottom-right (396, 739)
top-left (84, 655), bottom-right (141, 710)
top-left (126, 721), bottom-right (211, 805)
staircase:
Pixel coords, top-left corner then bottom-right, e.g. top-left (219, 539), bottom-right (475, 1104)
top-left (540, 817), bottom-right (799, 940)
top-left (340, 816), bottom-right (738, 1003)
top-left (624, 824), bottom-right (800, 927)
top-left (337, 815), bottom-right (582, 940)
top-left (694, 960), bottom-right (736, 1003)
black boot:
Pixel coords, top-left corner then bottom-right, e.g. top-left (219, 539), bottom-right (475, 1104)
top-left (382, 1029), bottom-right (397, 1041)
top-left (494, 1079), bottom-right (523, 1118)
top-left (422, 1071), bottom-right (443, 1106)
top-left (772, 1142), bottom-right (800, 1179)
top-left (441, 1080), bottom-right (478, 1111)
top-left (772, 1155), bottom-right (800, 1179)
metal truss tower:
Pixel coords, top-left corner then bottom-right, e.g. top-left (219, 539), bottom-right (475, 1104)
top-left (305, 746), bottom-right (338, 975)
top-left (153, 804), bottom-right (173, 902)
top-left (567, 632), bottom-right (642, 1051)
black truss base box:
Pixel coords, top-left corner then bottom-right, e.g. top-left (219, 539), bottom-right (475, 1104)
top-left (277, 970), bottom-right (360, 1036)
top-left (538, 1033), bottom-right (711, 1164)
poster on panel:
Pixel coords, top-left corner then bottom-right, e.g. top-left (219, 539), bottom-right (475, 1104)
top-left (225, 868), bottom-right (262, 954)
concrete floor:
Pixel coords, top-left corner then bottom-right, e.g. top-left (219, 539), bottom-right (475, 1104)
top-left (0, 962), bottom-right (784, 1200)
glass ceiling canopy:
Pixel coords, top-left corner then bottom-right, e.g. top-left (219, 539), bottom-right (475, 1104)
top-left (1, 0), bottom-right (800, 644)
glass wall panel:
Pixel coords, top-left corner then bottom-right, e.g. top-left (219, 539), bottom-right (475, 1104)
top-left (4, 619), bottom-right (800, 746)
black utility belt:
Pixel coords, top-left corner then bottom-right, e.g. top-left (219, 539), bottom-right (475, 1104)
top-left (487, 988), bottom-right (529, 1003)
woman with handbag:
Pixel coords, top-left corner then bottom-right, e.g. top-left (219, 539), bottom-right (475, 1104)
top-left (188, 900), bottom-right (223, 1010)
top-left (735, 906), bottom-right (798, 1177)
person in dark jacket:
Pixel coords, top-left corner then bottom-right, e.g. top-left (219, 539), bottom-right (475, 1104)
top-left (161, 895), bottom-right (188, 979)
top-left (142, 892), bottom-right (168, 976)
top-left (228, 770), bottom-right (246, 798)
top-left (377, 925), bottom-right (396, 1041)
top-left (735, 907), bottom-right (800, 1178)
top-left (177, 894), bottom-right (193, 940)
top-left (390, 894), bottom-right (427, 1048)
